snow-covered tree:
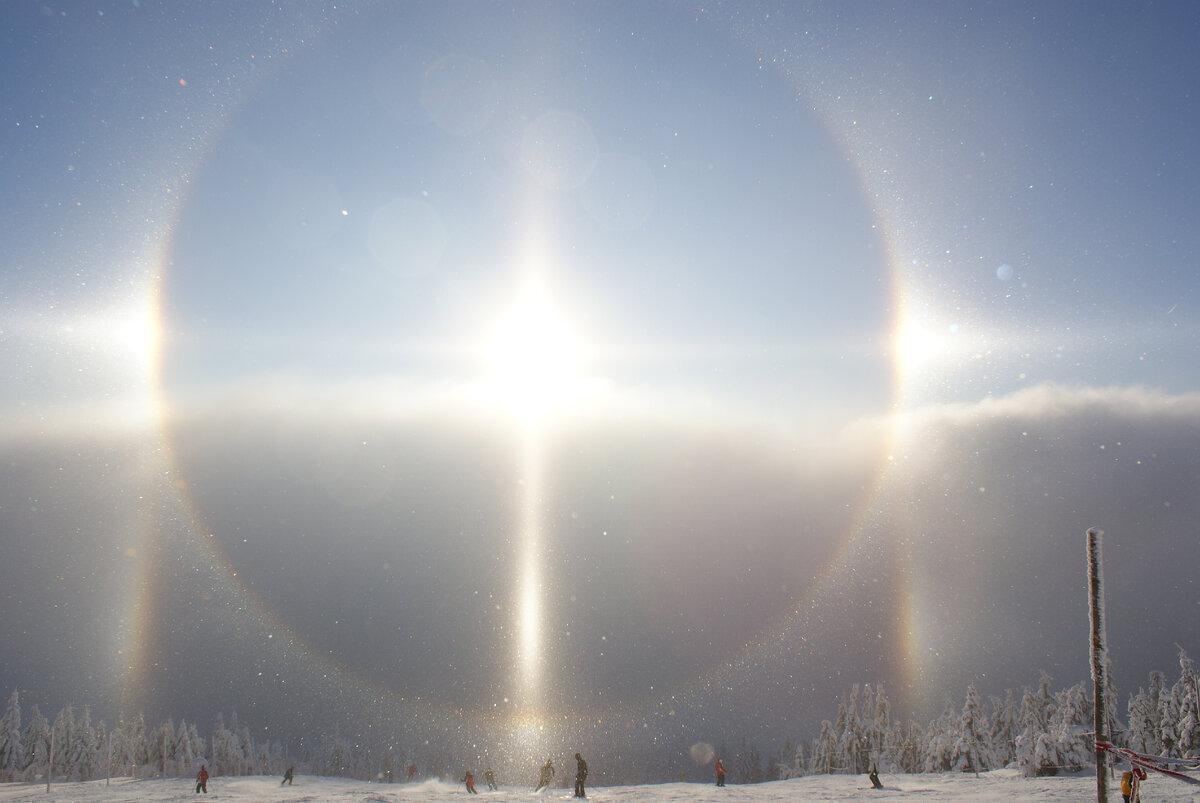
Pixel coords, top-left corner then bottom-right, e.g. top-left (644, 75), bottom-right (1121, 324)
top-left (210, 713), bottom-right (241, 776)
top-left (733, 736), bottom-right (763, 783)
top-left (73, 707), bottom-right (100, 780)
top-left (1127, 670), bottom-right (1165, 754)
top-left (1047, 681), bottom-right (1092, 773)
top-left (987, 690), bottom-right (1019, 768)
top-left (951, 684), bottom-right (989, 773)
top-left (1168, 647), bottom-right (1200, 755)
top-left (21, 704), bottom-right (50, 782)
top-left (0, 690), bottom-right (21, 781)
top-left (810, 720), bottom-right (835, 775)
top-left (1014, 673), bottom-right (1057, 777)
top-left (865, 684), bottom-right (893, 772)
top-left (924, 697), bottom-right (958, 772)
top-left (895, 719), bottom-right (925, 774)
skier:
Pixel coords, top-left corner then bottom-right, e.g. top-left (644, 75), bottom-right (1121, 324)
top-left (195, 764), bottom-right (209, 794)
top-left (408, 763), bottom-right (417, 782)
top-left (574, 753), bottom-right (588, 798)
top-left (868, 764), bottom-right (882, 789)
top-left (282, 765), bottom-right (294, 785)
top-left (485, 768), bottom-right (498, 790)
top-left (534, 758), bottom-right (555, 791)
top-left (463, 769), bottom-right (478, 794)
top-left (714, 757), bottom-right (726, 787)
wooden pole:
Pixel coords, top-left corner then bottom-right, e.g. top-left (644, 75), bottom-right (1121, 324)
top-left (47, 725), bottom-right (54, 793)
top-left (1087, 527), bottom-right (1108, 803)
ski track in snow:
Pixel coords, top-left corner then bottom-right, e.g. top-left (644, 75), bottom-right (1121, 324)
top-left (1, 770), bottom-right (1199, 802)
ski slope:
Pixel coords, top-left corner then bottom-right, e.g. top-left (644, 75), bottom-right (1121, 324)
top-left (1, 769), bottom-right (1198, 803)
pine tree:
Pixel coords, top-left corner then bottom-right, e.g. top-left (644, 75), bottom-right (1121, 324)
top-left (733, 736), bottom-right (762, 783)
top-left (175, 719), bottom-right (195, 775)
top-left (121, 712), bottom-right (149, 775)
top-left (810, 720), bottom-right (835, 775)
top-left (1014, 673), bottom-right (1056, 777)
top-left (896, 720), bottom-right (924, 774)
top-left (836, 685), bottom-right (863, 774)
top-left (0, 690), bottom-right (21, 781)
top-left (21, 705), bottom-right (50, 782)
top-left (1048, 681), bottom-right (1092, 773)
top-left (987, 690), bottom-right (1018, 768)
top-left (1127, 671), bottom-right (1165, 754)
top-left (924, 696), bottom-right (958, 772)
top-left (1169, 647), bottom-right (1200, 755)
top-left (951, 684), bottom-right (989, 773)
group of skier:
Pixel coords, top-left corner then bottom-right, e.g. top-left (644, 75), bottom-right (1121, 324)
top-left (468, 752), bottom-right (588, 796)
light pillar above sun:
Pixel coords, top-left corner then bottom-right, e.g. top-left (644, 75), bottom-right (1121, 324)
top-left (479, 271), bottom-right (590, 715)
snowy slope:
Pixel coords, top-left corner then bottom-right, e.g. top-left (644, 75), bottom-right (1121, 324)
top-left (1, 770), bottom-right (1198, 803)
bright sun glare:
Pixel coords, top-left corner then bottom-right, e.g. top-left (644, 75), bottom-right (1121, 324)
top-left (482, 288), bottom-right (585, 419)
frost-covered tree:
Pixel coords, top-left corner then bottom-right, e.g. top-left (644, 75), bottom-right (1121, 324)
top-left (72, 707), bottom-right (99, 780)
top-left (732, 737), bottom-right (764, 783)
top-left (1047, 681), bottom-right (1092, 773)
top-left (987, 690), bottom-right (1019, 768)
top-left (1014, 673), bottom-right (1057, 777)
top-left (21, 704), bottom-right (50, 782)
top-left (210, 713), bottom-right (241, 776)
top-left (1168, 647), bottom-right (1200, 755)
top-left (865, 684), bottom-right (893, 772)
top-left (238, 724), bottom-right (255, 775)
top-left (1127, 670), bottom-right (1165, 754)
top-left (118, 712), bottom-right (149, 775)
top-left (50, 705), bottom-right (76, 780)
top-left (188, 720), bottom-right (207, 770)
top-left (810, 720), bottom-right (835, 775)
top-left (951, 684), bottom-right (990, 774)
top-left (174, 719), bottom-right (195, 775)
top-left (895, 719), bottom-right (925, 774)
top-left (0, 690), bottom-right (21, 781)
top-left (836, 685), bottom-right (865, 774)
top-left (924, 697), bottom-right (958, 772)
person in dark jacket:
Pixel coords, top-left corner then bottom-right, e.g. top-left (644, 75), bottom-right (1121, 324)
top-left (535, 758), bottom-right (555, 791)
top-left (484, 768), bottom-right (498, 790)
top-left (574, 753), bottom-right (588, 797)
top-left (282, 765), bottom-right (294, 785)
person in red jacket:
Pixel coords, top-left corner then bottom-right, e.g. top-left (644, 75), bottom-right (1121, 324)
top-left (195, 764), bottom-right (209, 794)
top-left (463, 769), bottom-right (478, 794)
top-left (714, 757), bottom-right (726, 787)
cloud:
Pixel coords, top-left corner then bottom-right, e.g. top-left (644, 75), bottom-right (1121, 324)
top-left (1, 380), bottom-right (1196, 745)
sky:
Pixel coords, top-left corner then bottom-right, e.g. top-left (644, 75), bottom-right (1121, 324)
top-left (2, 0), bottom-right (1200, 773)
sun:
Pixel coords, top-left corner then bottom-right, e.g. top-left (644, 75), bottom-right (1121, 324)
top-left (481, 287), bottom-right (586, 420)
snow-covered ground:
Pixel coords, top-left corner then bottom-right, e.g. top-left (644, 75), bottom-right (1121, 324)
top-left (1, 770), bottom-right (1198, 803)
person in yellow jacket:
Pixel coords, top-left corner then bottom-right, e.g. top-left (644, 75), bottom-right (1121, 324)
top-left (1121, 765), bottom-right (1147, 803)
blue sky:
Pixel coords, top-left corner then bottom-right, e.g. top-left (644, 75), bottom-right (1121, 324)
top-left (2, 0), bottom-right (1199, 769)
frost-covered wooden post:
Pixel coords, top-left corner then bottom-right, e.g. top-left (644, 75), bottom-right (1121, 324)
top-left (1087, 527), bottom-right (1108, 803)
top-left (46, 724), bottom-right (54, 793)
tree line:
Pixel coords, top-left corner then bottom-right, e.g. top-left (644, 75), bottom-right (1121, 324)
top-left (767, 646), bottom-right (1200, 781)
top-left (1, 647), bottom-right (1197, 786)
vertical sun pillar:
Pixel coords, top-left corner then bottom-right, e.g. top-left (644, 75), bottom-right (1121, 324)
top-left (515, 413), bottom-right (545, 710)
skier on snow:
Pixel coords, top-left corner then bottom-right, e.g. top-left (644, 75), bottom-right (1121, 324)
top-left (574, 752), bottom-right (588, 798)
top-left (534, 758), bottom-right (555, 791)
